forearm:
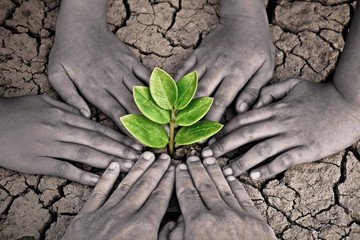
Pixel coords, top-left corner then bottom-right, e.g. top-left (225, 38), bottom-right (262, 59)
top-left (220, 0), bottom-right (267, 19)
top-left (333, 5), bottom-right (360, 111)
top-left (57, 0), bottom-right (107, 29)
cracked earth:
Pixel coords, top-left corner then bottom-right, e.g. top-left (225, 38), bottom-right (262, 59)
top-left (0, 0), bottom-right (359, 239)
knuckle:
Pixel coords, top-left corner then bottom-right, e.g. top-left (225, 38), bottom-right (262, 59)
top-left (91, 191), bottom-right (106, 200)
top-left (240, 126), bottom-right (255, 140)
top-left (135, 214), bottom-right (157, 230)
top-left (278, 154), bottom-right (293, 168)
top-left (219, 188), bottom-right (235, 199)
top-left (122, 147), bottom-right (129, 158)
top-left (240, 199), bottom-right (254, 208)
top-left (232, 160), bottom-right (245, 172)
top-left (111, 108), bottom-right (126, 118)
top-left (178, 187), bottom-right (199, 199)
top-left (243, 88), bottom-right (259, 99)
top-left (213, 141), bottom-right (225, 154)
top-left (213, 96), bottom-right (229, 107)
top-left (117, 181), bottom-right (132, 191)
top-left (46, 107), bottom-right (65, 118)
top-left (151, 188), bottom-right (168, 200)
top-left (255, 142), bottom-right (273, 157)
top-left (196, 85), bottom-right (211, 96)
top-left (76, 146), bottom-right (91, 161)
top-left (90, 132), bottom-right (103, 146)
top-left (93, 122), bottom-right (106, 133)
top-left (136, 176), bottom-right (155, 188)
top-left (197, 182), bottom-right (215, 192)
top-left (55, 162), bottom-right (70, 176)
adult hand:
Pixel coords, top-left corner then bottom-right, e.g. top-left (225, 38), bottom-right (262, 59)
top-left (48, 0), bottom-right (150, 132)
top-left (202, 79), bottom-right (360, 179)
top-left (158, 156), bottom-right (276, 240)
top-left (0, 95), bottom-right (142, 185)
top-left (62, 152), bottom-right (174, 240)
top-left (175, 0), bottom-right (275, 122)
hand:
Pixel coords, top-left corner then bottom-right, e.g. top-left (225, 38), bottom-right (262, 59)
top-left (62, 152), bottom-right (174, 240)
top-left (175, 6), bottom-right (275, 122)
top-left (0, 95), bottom-right (142, 185)
top-left (203, 79), bottom-right (360, 179)
top-left (48, 3), bottom-right (150, 132)
top-left (158, 156), bottom-right (276, 240)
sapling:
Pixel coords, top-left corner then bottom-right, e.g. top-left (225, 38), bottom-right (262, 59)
top-left (120, 67), bottom-right (223, 155)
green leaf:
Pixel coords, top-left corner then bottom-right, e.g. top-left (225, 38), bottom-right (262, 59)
top-left (175, 97), bottom-right (213, 126)
top-left (175, 71), bottom-right (198, 110)
top-left (149, 67), bottom-right (178, 110)
top-left (175, 120), bottom-right (223, 145)
top-left (133, 86), bottom-right (170, 124)
top-left (120, 114), bottom-right (168, 148)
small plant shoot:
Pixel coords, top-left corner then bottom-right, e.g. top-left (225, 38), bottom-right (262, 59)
top-left (120, 67), bottom-right (223, 155)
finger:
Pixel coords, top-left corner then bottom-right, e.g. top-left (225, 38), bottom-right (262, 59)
top-left (117, 154), bottom-right (171, 211)
top-left (48, 70), bottom-right (91, 118)
top-left (202, 158), bottom-right (240, 210)
top-left (226, 176), bottom-right (263, 218)
top-left (140, 165), bottom-right (175, 224)
top-left (50, 142), bottom-right (134, 171)
top-left (104, 151), bottom-right (156, 207)
top-left (222, 136), bottom-right (298, 177)
top-left (60, 126), bottom-right (140, 160)
top-left (41, 95), bottom-right (81, 115)
top-left (65, 115), bottom-right (142, 151)
top-left (236, 65), bottom-right (274, 113)
top-left (203, 120), bottom-right (281, 158)
top-left (158, 221), bottom-right (176, 240)
top-left (174, 54), bottom-right (198, 80)
top-left (35, 157), bottom-right (100, 186)
top-left (106, 87), bottom-right (139, 114)
top-left (205, 77), bottom-right (242, 122)
top-left (250, 147), bottom-right (308, 180)
top-left (186, 156), bottom-right (225, 210)
top-left (85, 90), bottom-right (129, 134)
top-left (176, 164), bottom-right (206, 217)
top-left (132, 61), bottom-right (151, 84)
top-left (79, 162), bottom-right (120, 215)
top-left (195, 69), bottom-right (224, 98)
top-left (169, 216), bottom-right (185, 240)
top-left (254, 78), bottom-right (301, 109)
top-left (209, 106), bottom-right (273, 143)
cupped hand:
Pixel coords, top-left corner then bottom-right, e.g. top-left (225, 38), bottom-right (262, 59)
top-left (48, 11), bottom-right (150, 132)
top-left (203, 79), bottom-right (360, 179)
top-left (62, 152), bottom-right (174, 240)
top-left (0, 95), bottom-right (142, 185)
top-left (158, 156), bottom-right (275, 240)
top-left (175, 10), bottom-right (275, 122)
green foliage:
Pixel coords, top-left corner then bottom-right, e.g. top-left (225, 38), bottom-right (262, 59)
top-left (120, 67), bottom-right (223, 155)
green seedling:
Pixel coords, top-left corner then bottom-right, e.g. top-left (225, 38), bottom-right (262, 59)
top-left (120, 67), bottom-right (223, 155)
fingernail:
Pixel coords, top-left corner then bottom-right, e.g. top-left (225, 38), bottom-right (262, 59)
top-left (91, 175), bottom-right (100, 185)
top-left (142, 151), bottom-right (153, 160)
top-left (204, 157), bottom-right (215, 165)
top-left (81, 108), bottom-right (90, 118)
top-left (223, 167), bottom-right (233, 176)
top-left (188, 156), bottom-right (199, 162)
top-left (208, 138), bottom-right (216, 145)
top-left (124, 161), bottom-right (133, 169)
top-left (159, 153), bottom-right (170, 160)
top-left (179, 164), bottom-right (187, 170)
top-left (168, 165), bottom-right (175, 171)
top-left (109, 162), bottom-right (118, 170)
top-left (133, 144), bottom-right (143, 151)
top-left (202, 148), bottom-right (213, 158)
top-left (227, 175), bottom-right (236, 181)
top-left (239, 102), bottom-right (248, 112)
top-left (250, 171), bottom-right (261, 180)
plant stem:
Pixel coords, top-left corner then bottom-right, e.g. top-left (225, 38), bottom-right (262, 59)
top-left (169, 108), bottom-right (176, 155)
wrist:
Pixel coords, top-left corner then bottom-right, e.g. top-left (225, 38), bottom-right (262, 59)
top-left (220, 0), bottom-right (267, 20)
top-left (57, 0), bottom-right (107, 30)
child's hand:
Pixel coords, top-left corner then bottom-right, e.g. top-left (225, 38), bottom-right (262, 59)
top-left (0, 95), bottom-right (142, 185)
top-left (175, 3), bottom-right (275, 122)
top-left (158, 156), bottom-right (276, 240)
top-left (63, 152), bottom-right (174, 240)
top-left (202, 79), bottom-right (360, 179)
top-left (48, 1), bottom-right (150, 133)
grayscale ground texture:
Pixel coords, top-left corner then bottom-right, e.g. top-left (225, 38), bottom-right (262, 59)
top-left (0, 0), bottom-right (360, 239)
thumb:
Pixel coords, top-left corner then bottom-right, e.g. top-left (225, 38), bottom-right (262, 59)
top-left (158, 221), bottom-right (176, 240)
top-left (48, 69), bottom-right (91, 118)
top-left (254, 78), bottom-right (301, 109)
top-left (169, 215), bottom-right (185, 240)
